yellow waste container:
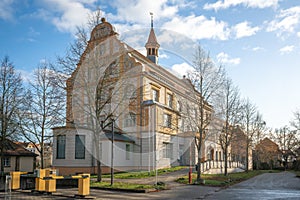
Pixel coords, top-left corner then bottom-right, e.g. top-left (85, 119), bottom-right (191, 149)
top-left (78, 174), bottom-right (90, 196)
top-left (35, 169), bottom-right (46, 192)
top-left (45, 178), bottom-right (56, 193)
top-left (10, 172), bottom-right (21, 190)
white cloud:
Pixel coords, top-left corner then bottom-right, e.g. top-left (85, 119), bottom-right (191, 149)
top-left (0, 0), bottom-right (14, 20)
top-left (39, 0), bottom-right (98, 33)
top-left (111, 0), bottom-right (178, 24)
top-left (232, 21), bottom-right (260, 38)
top-left (279, 45), bottom-right (294, 55)
top-left (267, 6), bottom-right (300, 36)
top-left (252, 46), bottom-right (264, 51)
top-left (297, 32), bottom-right (300, 38)
top-left (171, 62), bottom-right (194, 77)
top-left (204, 0), bottom-right (278, 11)
top-left (17, 69), bottom-right (33, 82)
top-left (162, 15), bottom-right (230, 40)
top-left (159, 53), bottom-right (169, 59)
top-left (217, 52), bottom-right (240, 65)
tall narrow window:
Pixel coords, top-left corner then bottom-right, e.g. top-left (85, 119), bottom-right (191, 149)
top-left (177, 101), bottom-right (182, 112)
top-left (152, 89), bottom-right (159, 102)
top-left (163, 142), bottom-right (173, 159)
top-left (57, 135), bottom-right (66, 159)
top-left (126, 144), bottom-right (131, 160)
top-left (75, 135), bottom-right (85, 159)
top-left (163, 114), bottom-right (172, 128)
top-left (167, 94), bottom-right (173, 108)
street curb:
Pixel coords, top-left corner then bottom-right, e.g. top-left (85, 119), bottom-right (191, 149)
top-left (90, 186), bottom-right (160, 193)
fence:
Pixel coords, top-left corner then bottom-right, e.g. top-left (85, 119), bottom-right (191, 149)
top-left (198, 160), bottom-right (245, 173)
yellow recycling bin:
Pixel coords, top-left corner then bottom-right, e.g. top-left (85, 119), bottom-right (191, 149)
top-left (45, 178), bottom-right (56, 193)
top-left (78, 174), bottom-right (90, 196)
top-left (35, 169), bottom-right (46, 192)
top-left (10, 171), bottom-right (21, 190)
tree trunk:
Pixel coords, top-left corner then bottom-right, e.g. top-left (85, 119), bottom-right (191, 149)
top-left (224, 148), bottom-right (228, 176)
top-left (0, 138), bottom-right (3, 173)
top-left (196, 137), bottom-right (204, 184)
top-left (97, 160), bottom-right (102, 182)
top-left (245, 141), bottom-right (249, 172)
top-left (196, 142), bottom-right (202, 182)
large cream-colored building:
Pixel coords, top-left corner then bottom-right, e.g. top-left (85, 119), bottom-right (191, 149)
top-left (52, 18), bottom-right (224, 175)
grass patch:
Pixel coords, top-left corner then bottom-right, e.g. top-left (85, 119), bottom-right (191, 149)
top-left (290, 170), bottom-right (300, 177)
top-left (176, 170), bottom-right (280, 187)
top-left (92, 166), bottom-right (186, 179)
top-left (91, 181), bottom-right (165, 190)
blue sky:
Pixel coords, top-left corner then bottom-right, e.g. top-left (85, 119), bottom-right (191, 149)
top-left (0, 0), bottom-right (300, 129)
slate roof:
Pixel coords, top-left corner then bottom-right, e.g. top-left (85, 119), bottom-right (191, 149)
top-left (100, 132), bottom-right (135, 143)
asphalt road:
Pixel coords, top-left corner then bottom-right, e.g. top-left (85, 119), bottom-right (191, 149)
top-left (206, 171), bottom-right (300, 200)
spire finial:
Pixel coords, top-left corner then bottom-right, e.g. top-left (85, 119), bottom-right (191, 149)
top-left (150, 12), bottom-right (153, 28)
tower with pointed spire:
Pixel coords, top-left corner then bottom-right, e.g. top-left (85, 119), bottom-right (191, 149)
top-left (145, 13), bottom-right (160, 64)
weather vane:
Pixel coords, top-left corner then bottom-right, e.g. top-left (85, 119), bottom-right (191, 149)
top-left (150, 12), bottom-right (153, 28)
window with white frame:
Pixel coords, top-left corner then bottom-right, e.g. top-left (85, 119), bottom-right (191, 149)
top-left (126, 144), bottom-right (131, 160)
top-left (152, 89), bottom-right (159, 102)
top-left (177, 101), bottom-right (182, 112)
top-left (4, 157), bottom-right (10, 167)
top-left (180, 119), bottom-right (185, 132)
top-left (163, 114), bottom-right (172, 128)
top-left (167, 93), bottom-right (173, 108)
top-left (163, 142), bottom-right (173, 159)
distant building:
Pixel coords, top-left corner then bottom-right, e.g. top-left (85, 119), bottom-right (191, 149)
top-left (18, 142), bottom-right (53, 168)
top-left (0, 139), bottom-right (37, 173)
top-left (254, 137), bottom-right (282, 169)
top-left (231, 126), bottom-right (252, 170)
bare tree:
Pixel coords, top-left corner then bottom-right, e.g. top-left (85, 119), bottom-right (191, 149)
top-left (217, 78), bottom-right (241, 176)
top-left (272, 126), bottom-right (298, 169)
top-left (241, 99), bottom-right (257, 171)
top-left (19, 61), bottom-right (65, 168)
top-left (291, 110), bottom-right (300, 144)
top-left (251, 113), bottom-right (267, 169)
top-left (56, 8), bottom-right (103, 77)
top-left (185, 45), bottom-right (225, 183)
top-left (0, 56), bottom-right (24, 173)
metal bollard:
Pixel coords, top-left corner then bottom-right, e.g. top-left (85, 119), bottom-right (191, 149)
top-left (5, 175), bottom-right (11, 200)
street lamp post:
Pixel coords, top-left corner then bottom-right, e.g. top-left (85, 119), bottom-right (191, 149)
top-left (111, 118), bottom-right (114, 186)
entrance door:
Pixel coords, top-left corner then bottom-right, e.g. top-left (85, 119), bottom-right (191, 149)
top-left (210, 149), bottom-right (214, 160)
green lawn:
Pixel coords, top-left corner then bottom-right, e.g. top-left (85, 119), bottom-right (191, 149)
top-left (176, 170), bottom-right (280, 187)
top-left (90, 181), bottom-right (166, 190)
top-left (91, 166), bottom-right (186, 179)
